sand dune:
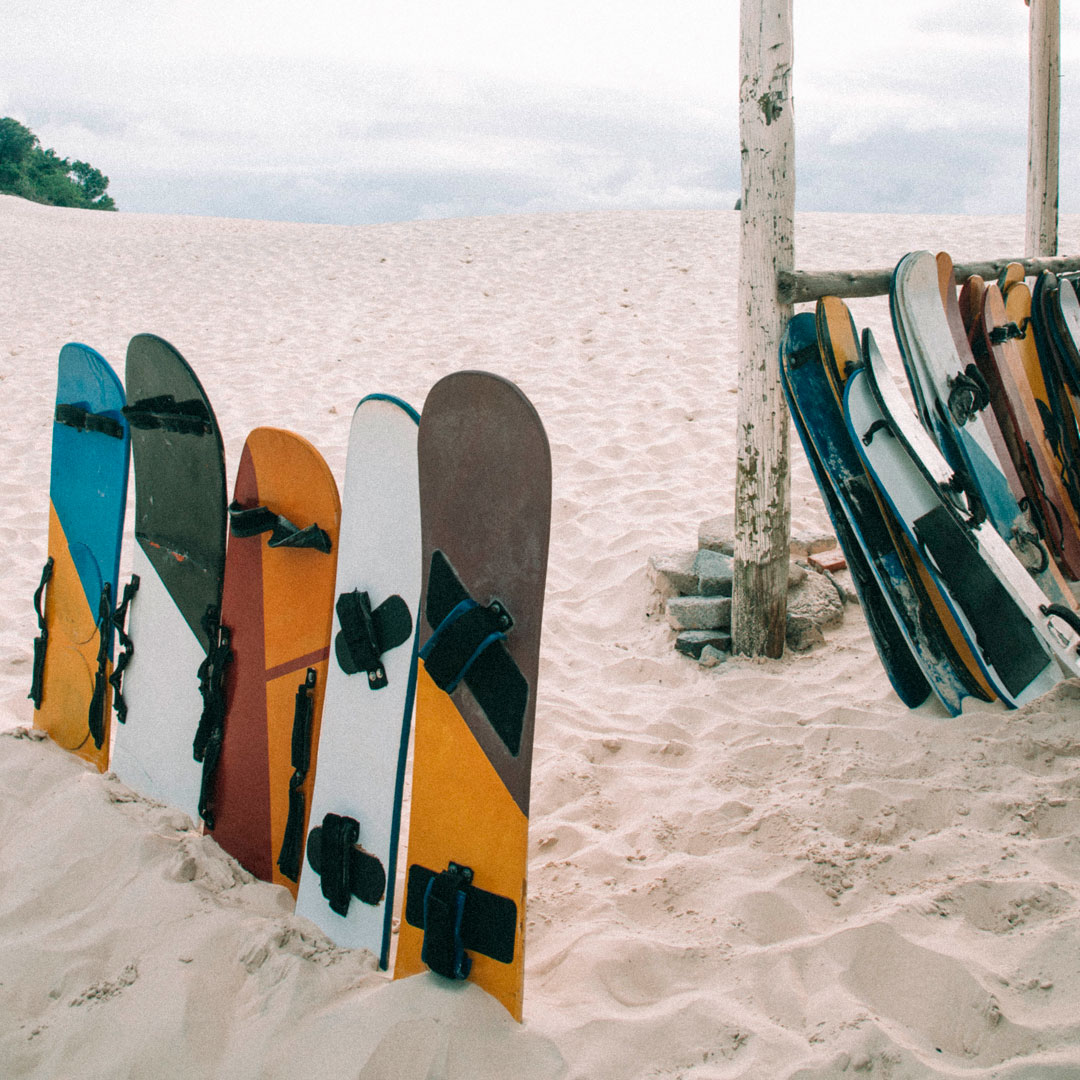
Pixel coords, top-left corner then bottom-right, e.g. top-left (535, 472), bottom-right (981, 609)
top-left (2, 194), bottom-right (1080, 1077)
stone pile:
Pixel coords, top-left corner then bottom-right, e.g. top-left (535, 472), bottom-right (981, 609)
top-left (648, 513), bottom-right (852, 666)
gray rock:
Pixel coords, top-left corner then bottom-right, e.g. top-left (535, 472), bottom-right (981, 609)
top-left (697, 644), bottom-right (728, 667)
top-left (648, 550), bottom-right (698, 596)
top-left (674, 629), bottom-right (732, 659)
top-left (693, 548), bottom-right (734, 597)
top-left (647, 550), bottom-right (698, 615)
top-left (784, 568), bottom-right (844, 651)
top-left (667, 595), bottom-right (732, 631)
top-left (697, 513), bottom-right (735, 555)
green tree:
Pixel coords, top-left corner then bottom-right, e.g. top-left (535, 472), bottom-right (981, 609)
top-left (0, 117), bottom-right (116, 211)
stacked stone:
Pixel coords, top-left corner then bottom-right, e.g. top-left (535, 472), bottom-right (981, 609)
top-left (648, 513), bottom-right (851, 666)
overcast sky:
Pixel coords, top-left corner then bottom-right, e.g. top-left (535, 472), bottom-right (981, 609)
top-left (3, 0), bottom-right (1078, 224)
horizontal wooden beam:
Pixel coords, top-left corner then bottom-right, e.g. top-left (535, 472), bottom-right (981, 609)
top-left (777, 254), bottom-right (1080, 305)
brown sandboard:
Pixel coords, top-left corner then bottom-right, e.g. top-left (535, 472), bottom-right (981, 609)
top-left (394, 371), bottom-right (551, 1021)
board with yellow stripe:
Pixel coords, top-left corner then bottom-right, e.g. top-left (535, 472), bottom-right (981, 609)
top-left (394, 371), bottom-right (551, 1022)
top-left (32, 343), bottom-right (130, 772)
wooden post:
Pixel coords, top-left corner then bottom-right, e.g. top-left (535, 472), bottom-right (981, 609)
top-left (733, 0), bottom-right (794, 658)
top-left (1026, 0), bottom-right (1060, 257)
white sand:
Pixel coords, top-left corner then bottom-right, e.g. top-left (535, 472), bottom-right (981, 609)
top-left (2, 194), bottom-right (1080, 1078)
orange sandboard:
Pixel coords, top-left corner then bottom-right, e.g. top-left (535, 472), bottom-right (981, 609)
top-left (206, 428), bottom-right (340, 896)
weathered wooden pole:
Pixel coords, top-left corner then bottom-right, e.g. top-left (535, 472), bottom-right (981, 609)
top-left (732, 0), bottom-right (794, 658)
top-left (1026, 0), bottom-right (1060, 257)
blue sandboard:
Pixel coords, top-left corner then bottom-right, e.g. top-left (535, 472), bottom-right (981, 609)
top-left (32, 343), bottom-right (130, 769)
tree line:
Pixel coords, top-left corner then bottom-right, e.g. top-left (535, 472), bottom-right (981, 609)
top-left (0, 117), bottom-right (116, 211)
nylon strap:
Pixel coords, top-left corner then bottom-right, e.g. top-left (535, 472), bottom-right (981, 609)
top-left (87, 582), bottom-right (113, 749)
top-left (28, 557), bottom-right (54, 709)
top-left (122, 394), bottom-right (212, 435)
top-left (108, 574), bottom-right (140, 723)
top-left (277, 668), bottom-right (316, 882)
top-left (54, 403), bottom-right (124, 439)
top-left (420, 862), bottom-right (474, 980)
top-left (319, 813), bottom-right (361, 917)
top-left (228, 501), bottom-right (332, 553)
top-left (421, 549), bottom-right (529, 756)
top-left (193, 606), bottom-right (232, 827)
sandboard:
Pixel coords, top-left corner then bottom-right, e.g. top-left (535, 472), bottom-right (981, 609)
top-left (109, 334), bottom-right (228, 824)
top-left (974, 282), bottom-right (1080, 584)
top-left (394, 371), bottom-right (551, 1022)
top-left (799, 302), bottom-right (997, 712)
top-left (30, 343), bottom-right (130, 771)
top-left (1030, 272), bottom-right (1080, 520)
top-left (294, 395), bottom-right (421, 969)
top-left (890, 251), bottom-right (1023, 543)
top-left (816, 298), bottom-right (995, 708)
top-left (937, 253), bottom-right (1027, 512)
top-left (847, 330), bottom-right (1080, 707)
top-left (781, 313), bottom-right (933, 709)
top-left (207, 428), bottom-right (340, 896)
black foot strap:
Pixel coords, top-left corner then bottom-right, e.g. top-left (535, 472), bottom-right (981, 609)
top-left (87, 582), bottom-right (113, 749)
top-left (122, 394), bottom-right (212, 436)
top-left (55, 403), bottom-right (124, 439)
top-left (193, 606), bottom-right (232, 827)
top-left (278, 668), bottom-right (316, 882)
top-left (421, 550), bottom-right (529, 756)
top-left (947, 364), bottom-right (991, 425)
top-left (108, 574), bottom-right (140, 723)
top-left (28, 557), bottom-right (54, 709)
top-left (306, 813), bottom-right (386, 915)
top-left (334, 589), bottom-right (413, 690)
top-left (228, 501), bottom-right (332, 553)
top-left (405, 862), bottom-right (517, 978)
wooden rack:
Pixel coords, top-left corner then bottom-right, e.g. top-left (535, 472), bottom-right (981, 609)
top-left (732, 0), bottom-right (1065, 656)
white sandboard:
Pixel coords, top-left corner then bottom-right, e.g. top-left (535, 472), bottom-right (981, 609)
top-left (294, 394), bottom-right (422, 969)
top-left (891, 251), bottom-right (1023, 540)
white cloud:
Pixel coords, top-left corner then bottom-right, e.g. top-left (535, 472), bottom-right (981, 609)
top-left (1, 0), bottom-right (1077, 222)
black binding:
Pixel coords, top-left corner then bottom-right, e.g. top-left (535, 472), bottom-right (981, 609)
top-left (946, 364), bottom-right (991, 425)
top-left (122, 394), bottom-right (212, 435)
top-left (109, 574), bottom-right (140, 723)
top-left (192, 606), bottom-right (232, 827)
top-left (989, 321), bottom-right (1027, 345)
top-left (278, 668), bottom-right (317, 882)
top-left (228, 501), bottom-right (332, 553)
top-left (306, 813), bottom-right (386, 915)
top-left (54, 403), bottom-right (124, 439)
top-left (28, 557), bottom-right (54, 709)
top-left (334, 589), bottom-right (413, 690)
top-left (421, 550), bottom-right (529, 756)
top-left (404, 861), bottom-right (517, 977)
top-left (1040, 603), bottom-right (1080, 646)
top-left (861, 418), bottom-right (893, 446)
top-left (87, 582), bottom-right (113, 749)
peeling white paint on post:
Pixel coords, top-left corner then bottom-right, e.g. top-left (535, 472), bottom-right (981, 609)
top-left (732, 0), bottom-right (794, 658)
top-left (1026, 0), bottom-right (1060, 257)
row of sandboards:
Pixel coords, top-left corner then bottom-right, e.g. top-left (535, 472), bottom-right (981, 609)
top-left (30, 333), bottom-right (550, 1021)
top-left (783, 251), bottom-right (1080, 713)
